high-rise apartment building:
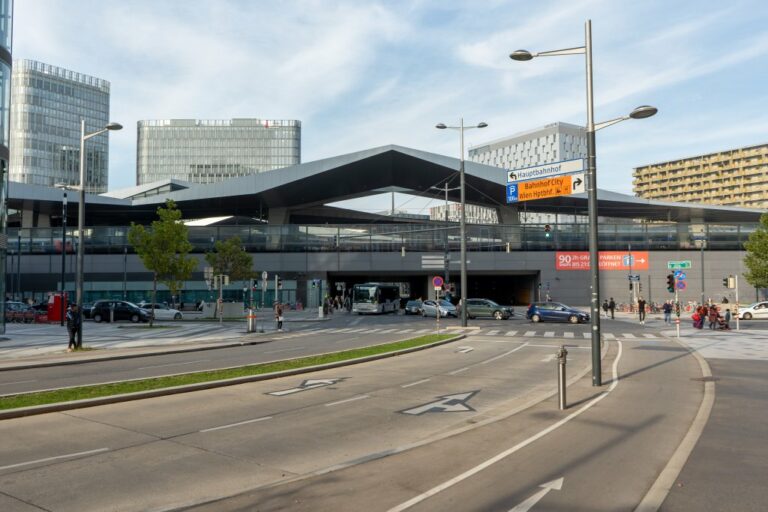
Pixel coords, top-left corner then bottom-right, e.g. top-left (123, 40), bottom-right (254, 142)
top-left (633, 143), bottom-right (768, 208)
top-left (136, 118), bottom-right (301, 185)
top-left (468, 122), bottom-right (586, 170)
top-left (9, 60), bottom-right (111, 192)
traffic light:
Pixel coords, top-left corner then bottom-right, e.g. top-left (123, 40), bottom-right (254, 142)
top-left (723, 277), bottom-right (728, 287)
top-left (638, 282), bottom-right (642, 292)
top-left (544, 224), bottom-right (552, 238)
top-left (278, 278), bottom-right (283, 290)
top-left (311, 280), bottom-right (316, 289)
top-left (666, 274), bottom-right (675, 293)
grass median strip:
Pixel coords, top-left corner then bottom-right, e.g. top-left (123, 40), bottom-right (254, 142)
top-left (0, 334), bottom-right (454, 411)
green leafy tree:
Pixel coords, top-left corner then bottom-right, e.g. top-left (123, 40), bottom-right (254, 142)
top-left (744, 212), bottom-right (768, 295)
top-left (128, 200), bottom-right (197, 326)
top-left (205, 236), bottom-right (254, 281)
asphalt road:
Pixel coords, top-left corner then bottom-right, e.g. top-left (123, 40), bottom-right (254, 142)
top-left (0, 313), bottom-right (663, 395)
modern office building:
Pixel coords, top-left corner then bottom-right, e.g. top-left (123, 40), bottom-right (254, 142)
top-left (0, 0), bottom-right (11, 334)
top-left (9, 59), bottom-right (111, 193)
top-left (468, 121), bottom-right (586, 171)
top-left (136, 118), bottom-right (301, 185)
top-left (633, 143), bottom-right (768, 208)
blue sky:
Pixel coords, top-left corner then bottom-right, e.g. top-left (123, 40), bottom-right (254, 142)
top-left (13, 0), bottom-right (768, 214)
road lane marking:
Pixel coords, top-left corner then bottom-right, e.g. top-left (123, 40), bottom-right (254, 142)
top-left (524, 331), bottom-right (536, 337)
top-left (485, 330), bottom-right (500, 336)
top-left (622, 333), bottom-right (637, 339)
top-left (415, 329), bottom-right (431, 333)
top-left (541, 354), bottom-right (556, 363)
top-left (0, 448), bottom-right (110, 471)
top-left (137, 359), bottom-right (209, 370)
top-left (264, 346), bottom-right (306, 354)
top-left (456, 346), bottom-right (474, 354)
top-left (401, 379), bottom-right (431, 388)
top-left (449, 367), bottom-right (470, 375)
top-left (544, 331), bottom-right (555, 337)
top-left (0, 379), bottom-right (37, 386)
top-left (481, 342), bottom-right (529, 364)
top-left (642, 333), bottom-right (657, 338)
top-left (583, 333), bottom-right (591, 338)
top-left (325, 395), bottom-right (369, 407)
top-left (200, 416), bottom-right (273, 433)
top-left (505, 330), bottom-right (518, 336)
top-left (379, 329), bottom-right (397, 334)
top-left (397, 329), bottom-right (414, 333)
top-left (509, 478), bottom-right (564, 512)
top-left (387, 341), bottom-right (623, 512)
top-left (564, 332), bottom-right (574, 338)
top-left (603, 333), bottom-right (616, 340)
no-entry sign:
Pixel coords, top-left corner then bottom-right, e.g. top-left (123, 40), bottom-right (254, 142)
top-left (432, 276), bottom-right (444, 290)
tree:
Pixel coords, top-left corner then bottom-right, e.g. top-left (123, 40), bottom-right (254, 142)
top-left (205, 236), bottom-right (254, 281)
top-left (744, 212), bottom-right (768, 295)
top-left (128, 200), bottom-right (197, 326)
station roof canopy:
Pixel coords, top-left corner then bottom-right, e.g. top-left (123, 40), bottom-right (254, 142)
top-left (7, 145), bottom-right (765, 225)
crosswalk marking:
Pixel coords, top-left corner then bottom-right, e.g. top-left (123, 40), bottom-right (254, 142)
top-left (564, 332), bottom-right (574, 338)
top-left (622, 333), bottom-right (637, 339)
top-left (378, 329), bottom-right (396, 333)
top-left (485, 330), bottom-right (500, 336)
top-left (311, 326), bottom-right (661, 341)
top-left (603, 333), bottom-right (616, 340)
top-left (524, 331), bottom-right (537, 337)
top-left (397, 329), bottom-right (414, 333)
top-left (415, 328), bottom-right (431, 333)
top-left (505, 330), bottom-right (518, 336)
top-left (642, 333), bottom-right (657, 339)
top-left (583, 333), bottom-right (591, 339)
top-left (544, 331), bottom-right (555, 338)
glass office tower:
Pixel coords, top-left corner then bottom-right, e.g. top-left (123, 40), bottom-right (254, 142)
top-left (136, 118), bottom-right (301, 185)
top-left (9, 60), bottom-right (111, 193)
top-left (0, 0), bottom-right (11, 334)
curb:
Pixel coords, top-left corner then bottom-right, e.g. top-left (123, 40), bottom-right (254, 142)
top-left (0, 334), bottom-right (465, 420)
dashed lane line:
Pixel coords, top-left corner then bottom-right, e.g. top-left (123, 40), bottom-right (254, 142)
top-left (199, 416), bottom-right (272, 433)
top-left (401, 379), bottom-right (431, 388)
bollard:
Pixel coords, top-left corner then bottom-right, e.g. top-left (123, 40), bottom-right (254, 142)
top-left (110, 306), bottom-right (114, 323)
top-left (246, 309), bottom-right (257, 333)
top-left (557, 345), bottom-right (568, 410)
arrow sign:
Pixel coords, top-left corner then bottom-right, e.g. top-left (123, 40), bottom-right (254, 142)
top-left (267, 378), bottom-right (345, 396)
top-left (508, 478), bottom-right (564, 512)
top-left (400, 391), bottom-right (479, 415)
top-left (572, 176), bottom-right (583, 191)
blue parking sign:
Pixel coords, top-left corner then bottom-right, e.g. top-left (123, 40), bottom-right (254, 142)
top-left (506, 183), bottom-right (519, 203)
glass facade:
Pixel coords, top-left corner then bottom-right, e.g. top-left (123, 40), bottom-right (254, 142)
top-left (136, 118), bottom-right (301, 185)
top-left (9, 60), bottom-right (111, 193)
top-left (0, 0), bottom-right (11, 334)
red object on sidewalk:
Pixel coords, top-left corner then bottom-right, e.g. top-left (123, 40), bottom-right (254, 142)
top-left (46, 292), bottom-right (68, 323)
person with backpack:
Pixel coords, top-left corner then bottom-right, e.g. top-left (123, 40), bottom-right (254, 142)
top-left (275, 303), bottom-right (284, 331)
top-left (608, 298), bottom-right (616, 319)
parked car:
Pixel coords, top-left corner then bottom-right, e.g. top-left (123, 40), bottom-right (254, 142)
top-left (737, 301), bottom-right (768, 320)
top-left (81, 302), bottom-right (94, 319)
top-left (421, 299), bottom-right (457, 318)
top-left (526, 302), bottom-right (589, 323)
top-left (4, 301), bottom-right (37, 323)
top-left (404, 299), bottom-right (423, 315)
top-left (91, 300), bottom-right (150, 323)
top-left (464, 298), bottom-right (513, 320)
top-left (139, 302), bottom-right (183, 320)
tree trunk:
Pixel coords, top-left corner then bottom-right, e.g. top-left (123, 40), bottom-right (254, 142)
top-left (151, 273), bottom-right (157, 328)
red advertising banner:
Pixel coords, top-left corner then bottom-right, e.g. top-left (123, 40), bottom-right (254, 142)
top-left (556, 251), bottom-right (650, 271)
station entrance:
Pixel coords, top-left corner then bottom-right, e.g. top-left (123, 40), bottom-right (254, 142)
top-left (327, 272), bottom-right (539, 306)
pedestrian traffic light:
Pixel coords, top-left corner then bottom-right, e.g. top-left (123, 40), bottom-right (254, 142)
top-left (311, 280), bottom-right (316, 289)
top-left (638, 282), bottom-right (642, 292)
top-left (278, 278), bottom-right (283, 290)
top-left (666, 274), bottom-right (675, 293)
top-left (544, 224), bottom-right (551, 238)
top-left (722, 277), bottom-right (728, 287)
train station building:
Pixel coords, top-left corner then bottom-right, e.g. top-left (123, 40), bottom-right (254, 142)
top-left (5, 144), bottom-right (765, 312)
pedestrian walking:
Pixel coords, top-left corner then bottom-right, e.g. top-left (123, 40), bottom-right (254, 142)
top-left (608, 297), bottom-right (616, 319)
top-left (724, 309), bottom-right (732, 330)
top-left (663, 300), bottom-right (672, 324)
top-left (602, 299), bottom-right (609, 318)
top-left (65, 303), bottom-right (82, 351)
top-left (275, 303), bottom-right (284, 331)
top-left (708, 306), bottom-right (719, 330)
top-left (637, 297), bottom-right (647, 324)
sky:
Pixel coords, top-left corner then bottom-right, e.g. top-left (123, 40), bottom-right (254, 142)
top-left (13, 0), bottom-right (768, 215)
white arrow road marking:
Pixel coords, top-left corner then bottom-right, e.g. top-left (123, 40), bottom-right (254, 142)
top-left (400, 391), bottom-right (478, 415)
top-left (508, 478), bottom-right (564, 512)
top-left (267, 378), bottom-right (344, 396)
top-left (456, 346), bottom-right (474, 353)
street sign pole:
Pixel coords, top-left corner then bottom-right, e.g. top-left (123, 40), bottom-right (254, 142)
top-left (735, 275), bottom-right (740, 331)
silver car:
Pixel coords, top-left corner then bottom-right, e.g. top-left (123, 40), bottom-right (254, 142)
top-left (421, 299), bottom-right (457, 318)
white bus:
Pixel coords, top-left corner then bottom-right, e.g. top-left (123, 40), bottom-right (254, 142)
top-left (352, 283), bottom-right (401, 314)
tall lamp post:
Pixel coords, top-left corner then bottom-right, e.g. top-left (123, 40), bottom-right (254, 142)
top-left (76, 119), bottom-right (122, 346)
top-left (430, 181), bottom-right (460, 287)
top-left (511, 20), bottom-right (656, 386)
top-left (436, 119), bottom-right (487, 327)
top-left (55, 184), bottom-right (74, 326)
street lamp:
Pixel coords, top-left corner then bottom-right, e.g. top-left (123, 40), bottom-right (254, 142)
top-left (430, 181), bottom-right (461, 287)
top-left (54, 183), bottom-right (77, 326)
top-left (76, 120), bottom-right (122, 346)
top-left (511, 20), bottom-right (657, 386)
top-left (436, 119), bottom-right (488, 327)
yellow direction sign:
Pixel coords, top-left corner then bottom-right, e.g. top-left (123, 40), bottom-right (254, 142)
top-left (515, 173), bottom-right (583, 201)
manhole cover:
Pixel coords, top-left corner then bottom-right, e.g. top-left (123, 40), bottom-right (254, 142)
top-left (690, 376), bottom-right (719, 382)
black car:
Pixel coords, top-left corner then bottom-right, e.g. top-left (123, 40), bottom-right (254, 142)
top-left (404, 300), bottom-right (423, 315)
top-left (91, 300), bottom-right (150, 323)
top-left (464, 298), bottom-right (513, 320)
